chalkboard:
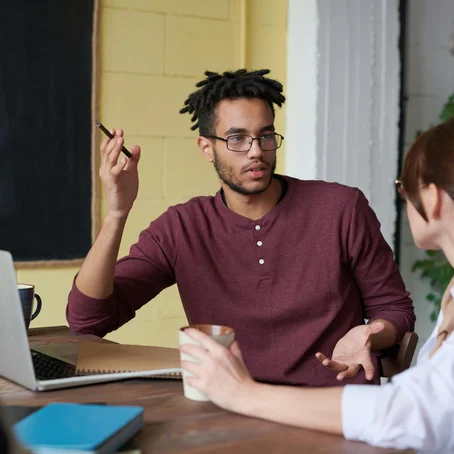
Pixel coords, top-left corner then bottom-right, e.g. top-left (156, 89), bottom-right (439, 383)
top-left (0, 0), bottom-right (98, 266)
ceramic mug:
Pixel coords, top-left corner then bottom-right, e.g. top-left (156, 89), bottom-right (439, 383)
top-left (179, 324), bottom-right (235, 401)
top-left (17, 284), bottom-right (42, 330)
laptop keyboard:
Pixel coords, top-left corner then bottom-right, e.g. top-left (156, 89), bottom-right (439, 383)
top-left (31, 349), bottom-right (76, 380)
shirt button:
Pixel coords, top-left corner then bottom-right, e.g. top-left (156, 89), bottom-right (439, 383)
top-left (259, 259), bottom-right (265, 265)
top-left (257, 241), bottom-right (263, 247)
top-left (255, 225), bottom-right (261, 231)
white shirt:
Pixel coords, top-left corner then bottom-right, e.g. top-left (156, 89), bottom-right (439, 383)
top-left (342, 287), bottom-right (454, 451)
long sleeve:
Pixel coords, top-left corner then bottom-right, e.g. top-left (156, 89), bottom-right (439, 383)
top-left (66, 208), bottom-right (179, 337)
top-left (342, 332), bottom-right (454, 450)
top-left (347, 189), bottom-right (415, 340)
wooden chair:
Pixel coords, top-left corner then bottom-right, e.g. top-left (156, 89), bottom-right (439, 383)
top-left (380, 332), bottom-right (419, 379)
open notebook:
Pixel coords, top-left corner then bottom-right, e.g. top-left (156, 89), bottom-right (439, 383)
top-left (76, 342), bottom-right (182, 379)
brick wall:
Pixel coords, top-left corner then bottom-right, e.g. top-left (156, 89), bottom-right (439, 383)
top-left (98, 0), bottom-right (287, 346)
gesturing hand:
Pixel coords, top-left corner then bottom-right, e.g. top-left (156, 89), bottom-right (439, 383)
top-left (99, 129), bottom-right (141, 219)
top-left (179, 328), bottom-right (256, 412)
top-left (315, 322), bottom-right (385, 381)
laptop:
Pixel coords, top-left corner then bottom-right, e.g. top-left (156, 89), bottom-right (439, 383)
top-left (0, 250), bottom-right (182, 391)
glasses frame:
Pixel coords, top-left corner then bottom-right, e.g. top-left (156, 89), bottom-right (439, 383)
top-left (205, 133), bottom-right (284, 152)
top-left (395, 179), bottom-right (407, 204)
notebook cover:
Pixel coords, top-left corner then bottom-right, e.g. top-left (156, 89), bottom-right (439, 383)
top-left (76, 341), bottom-right (181, 377)
top-left (13, 402), bottom-right (143, 453)
top-left (4, 403), bottom-right (107, 426)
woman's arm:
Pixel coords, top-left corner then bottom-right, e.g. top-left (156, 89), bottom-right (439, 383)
top-left (180, 328), bottom-right (454, 451)
top-left (179, 328), bottom-right (343, 433)
top-left (237, 381), bottom-right (343, 434)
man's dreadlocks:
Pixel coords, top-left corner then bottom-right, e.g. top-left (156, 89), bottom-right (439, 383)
top-left (179, 69), bottom-right (285, 135)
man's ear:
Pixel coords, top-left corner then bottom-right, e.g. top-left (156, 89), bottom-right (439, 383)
top-left (197, 136), bottom-right (214, 163)
top-left (427, 183), bottom-right (442, 220)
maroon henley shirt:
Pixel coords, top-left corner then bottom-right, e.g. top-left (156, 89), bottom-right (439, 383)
top-left (67, 176), bottom-right (415, 386)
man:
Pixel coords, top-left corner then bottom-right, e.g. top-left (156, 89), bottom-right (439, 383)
top-left (67, 69), bottom-right (415, 386)
top-left (177, 119), bottom-right (454, 451)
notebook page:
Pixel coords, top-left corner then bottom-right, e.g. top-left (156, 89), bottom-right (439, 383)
top-left (76, 341), bottom-right (181, 376)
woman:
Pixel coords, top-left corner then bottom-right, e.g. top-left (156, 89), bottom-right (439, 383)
top-left (179, 118), bottom-right (454, 451)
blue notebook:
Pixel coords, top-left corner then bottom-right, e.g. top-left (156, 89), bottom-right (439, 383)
top-left (13, 402), bottom-right (143, 453)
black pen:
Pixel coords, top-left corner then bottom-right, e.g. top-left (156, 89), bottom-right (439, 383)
top-left (95, 120), bottom-right (132, 158)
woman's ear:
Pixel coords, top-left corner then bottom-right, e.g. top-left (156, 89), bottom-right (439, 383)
top-left (197, 136), bottom-right (214, 163)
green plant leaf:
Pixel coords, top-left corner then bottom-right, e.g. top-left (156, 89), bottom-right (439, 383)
top-left (440, 94), bottom-right (454, 122)
top-left (412, 250), bottom-right (453, 321)
top-left (426, 293), bottom-right (436, 302)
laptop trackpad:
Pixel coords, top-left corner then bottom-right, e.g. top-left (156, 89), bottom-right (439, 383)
top-left (32, 343), bottom-right (78, 365)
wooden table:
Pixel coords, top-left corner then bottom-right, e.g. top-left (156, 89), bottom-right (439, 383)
top-left (0, 327), bottom-right (415, 454)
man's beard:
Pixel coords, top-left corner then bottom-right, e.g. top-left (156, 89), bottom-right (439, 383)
top-left (212, 149), bottom-right (276, 196)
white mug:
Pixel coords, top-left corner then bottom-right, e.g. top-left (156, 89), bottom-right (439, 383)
top-left (178, 324), bottom-right (235, 401)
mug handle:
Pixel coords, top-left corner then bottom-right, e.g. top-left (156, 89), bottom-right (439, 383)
top-left (31, 294), bottom-right (42, 320)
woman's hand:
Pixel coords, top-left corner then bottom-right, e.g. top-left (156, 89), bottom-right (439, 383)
top-left (179, 328), bottom-right (256, 412)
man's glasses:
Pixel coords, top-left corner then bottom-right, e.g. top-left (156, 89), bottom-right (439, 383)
top-left (395, 179), bottom-right (407, 204)
top-left (205, 133), bottom-right (284, 152)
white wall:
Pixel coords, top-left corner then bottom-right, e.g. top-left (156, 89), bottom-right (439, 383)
top-left (285, 0), bottom-right (318, 181)
top-left (317, 0), bottom-right (401, 248)
top-left (400, 0), bottom-right (454, 357)
top-left (286, 0), bottom-right (454, 358)
top-left (286, 0), bottom-right (401, 249)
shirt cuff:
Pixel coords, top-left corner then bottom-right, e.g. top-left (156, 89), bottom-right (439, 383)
top-left (341, 384), bottom-right (382, 441)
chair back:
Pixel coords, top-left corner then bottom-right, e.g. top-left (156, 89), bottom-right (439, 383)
top-left (380, 332), bottom-right (419, 378)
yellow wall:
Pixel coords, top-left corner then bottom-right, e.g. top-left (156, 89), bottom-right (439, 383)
top-left (19, 0), bottom-right (287, 348)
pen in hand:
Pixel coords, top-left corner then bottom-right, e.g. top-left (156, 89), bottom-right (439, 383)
top-left (95, 120), bottom-right (132, 158)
